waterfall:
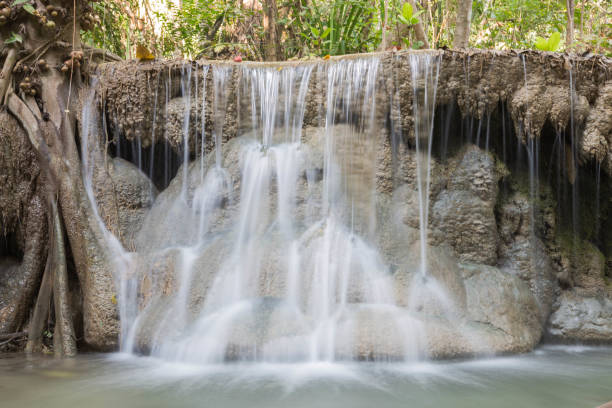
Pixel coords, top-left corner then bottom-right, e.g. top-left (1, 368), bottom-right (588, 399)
top-left (76, 49), bottom-right (610, 366)
top-left (103, 56), bottom-right (448, 363)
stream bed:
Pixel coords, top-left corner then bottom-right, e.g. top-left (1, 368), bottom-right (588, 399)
top-left (1, 345), bottom-right (611, 408)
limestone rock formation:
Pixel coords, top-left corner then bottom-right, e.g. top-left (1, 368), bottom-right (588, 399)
top-left (432, 145), bottom-right (502, 265)
top-left (497, 192), bottom-right (557, 323)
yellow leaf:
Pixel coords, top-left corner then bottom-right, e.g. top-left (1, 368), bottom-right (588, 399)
top-left (323, 54), bottom-right (331, 60)
top-left (277, 67), bottom-right (283, 71)
top-left (111, 294), bottom-right (117, 305)
top-left (136, 44), bottom-right (155, 61)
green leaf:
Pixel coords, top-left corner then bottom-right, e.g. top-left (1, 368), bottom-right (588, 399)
top-left (4, 32), bottom-right (23, 44)
top-left (398, 15), bottom-right (410, 25)
top-left (22, 3), bottom-right (35, 14)
top-left (11, 0), bottom-right (29, 5)
top-left (402, 2), bottom-right (413, 20)
top-left (548, 31), bottom-right (561, 51)
top-left (534, 37), bottom-right (548, 51)
top-left (321, 27), bottom-right (331, 39)
top-left (310, 26), bottom-right (319, 37)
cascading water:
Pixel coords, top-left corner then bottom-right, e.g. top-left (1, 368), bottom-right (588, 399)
top-left (85, 55), bottom-right (456, 364)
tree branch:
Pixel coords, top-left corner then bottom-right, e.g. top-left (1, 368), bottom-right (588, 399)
top-left (83, 44), bottom-right (123, 62)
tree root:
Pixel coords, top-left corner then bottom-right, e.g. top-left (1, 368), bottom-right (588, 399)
top-left (0, 331), bottom-right (27, 342)
top-left (50, 198), bottom-right (77, 357)
top-left (25, 199), bottom-right (77, 357)
top-left (25, 246), bottom-right (53, 353)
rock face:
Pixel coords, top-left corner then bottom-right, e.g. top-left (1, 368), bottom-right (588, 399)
top-left (432, 146), bottom-right (502, 265)
top-left (497, 192), bottom-right (557, 323)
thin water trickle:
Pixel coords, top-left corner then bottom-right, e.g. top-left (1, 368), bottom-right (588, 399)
top-left (409, 54), bottom-right (441, 278)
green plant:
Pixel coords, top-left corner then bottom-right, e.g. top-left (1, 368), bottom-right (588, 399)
top-left (4, 31), bottom-right (22, 44)
top-left (534, 31), bottom-right (561, 51)
top-left (397, 2), bottom-right (422, 26)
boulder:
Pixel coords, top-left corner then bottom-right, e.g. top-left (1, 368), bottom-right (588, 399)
top-left (461, 263), bottom-right (543, 353)
top-left (547, 290), bottom-right (612, 343)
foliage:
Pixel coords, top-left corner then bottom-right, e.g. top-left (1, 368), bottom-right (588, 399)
top-left (535, 31), bottom-right (561, 52)
top-left (397, 3), bottom-right (422, 26)
top-left (289, 0), bottom-right (382, 57)
top-left (81, 1), bottom-right (135, 58)
top-left (85, 0), bottom-right (610, 60)
top-left (471, 0), bottom-right (610, 55)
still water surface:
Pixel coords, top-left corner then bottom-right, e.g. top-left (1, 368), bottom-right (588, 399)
top-left (1, 346), bottom-right (610, 408)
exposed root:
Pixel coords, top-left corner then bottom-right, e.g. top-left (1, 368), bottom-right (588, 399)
top-left (25, 247), bottom-right (53, 353)
top-left (0, 331), bottom-right (28, 346)
top-left (50, 198), bottom-right (77, 357)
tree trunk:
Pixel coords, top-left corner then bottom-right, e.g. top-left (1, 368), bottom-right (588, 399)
top-left (379, 0), bottom-right (389, 50)
top-left (3, 1), bottom-right (120, 354)
top-left (566, 0), bottom-right (574, 49)
top-left (453, 0), bottom-right (473, 48)
top-left (263, 0), bottom-right (282, 60)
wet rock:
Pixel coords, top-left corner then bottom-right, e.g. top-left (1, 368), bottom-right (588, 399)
top-left (510, 83), bottom-right (589, 138)
top-left (547, 291), bottom-right (612, 343)
top-left (461, 263), bottom-right (542, 353)
top-left (561, 238), bottom-right (608, 297)
top-left (108, 158), bottom-right (158, 247)
top-left (393, 243), bottom-right (467, 313)
top-left (432, 145), bottom-right (501, 265)
top-left (497, 192), bottom-right (557, 323)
